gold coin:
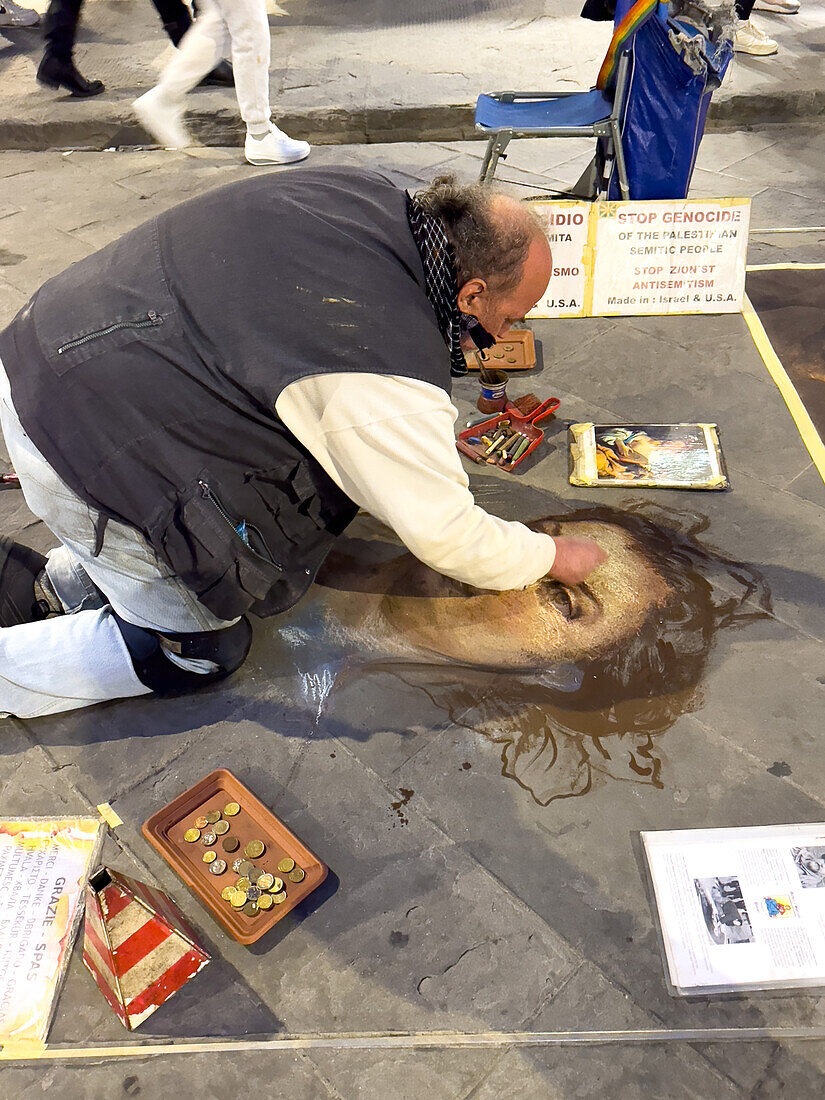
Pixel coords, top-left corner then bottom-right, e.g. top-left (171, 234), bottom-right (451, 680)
top-left (230, 890), bottom-right (247, 908)
top-left (271, 890), bottom-right (287, 905)
top-left (244, 840), bottom-right (265, 859)
top-left (213, 820), bottom-right (230, 836)
top-left (277, 857), bottom-right (295, 874)
top-left (257, 893), bottom-right (273, 911)
top-left (269, 877), bottom-right (283, 893)
top-left (243, 901), bottom-right (259, 917)
top-left (288, 867), bottom-right (305, 883)
top-left (194, 816), bottom-right (209, 830)
top-left (220, 886), bottom-right (235, 902)
top-left (223, 802), bottom-right (240, 817)
top-left (235, 877), bottom-right (251, 892)
top-left (205, 810), bottom-right (222, 825)
top-left (202, 850), bottom-right (217, 864)
top-left (256, 873), bottom-right (274, 891)
top-left (184, 828), bottom-right (201, 843)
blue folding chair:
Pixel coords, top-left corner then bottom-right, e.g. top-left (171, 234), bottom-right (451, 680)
top-left (475, 49), bottom-right (632, 199)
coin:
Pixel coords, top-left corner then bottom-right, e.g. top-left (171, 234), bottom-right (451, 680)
top-left (256, 873), bottom-right (274, 891)
top-left (202, 850), bottom-right (217, 865)
top-left (235, 876), bottom-right (251, 892)
top-left (257, 893), bottom-right (273, 911)
top-left (184, 828), bottom-right (201, 843)
top-left (288, 867), bottom-right (305, 883)
top-left (246, 886), bottom-right (261, 901)
top-left (237, 860), bottom-right (255, 877)
top-left (205, 810), bottom-right (222, 825)
top-left (222, 837), bottom-right (240, 853)
top-left (224, 802), bottom-right (240, 817)
top-left (209, 859), bottom-right (227, 876)
top-left (243, 901), bottom-right (259, 917)
top-left (202, 832), bottom-right (217, 846)
top-left (213, 820), bottom-right (230, 836)
top-left (271, 891), bottom-right (287, 905)
top-left (277, 857), bottom-right (295, 874)
top-left (232, 858), bottom-right (244, 873)
top-left (247, 867), bottom-right (262, 884)
top-left (220, 886), bottom-right (235, 902)
top-left (269, 877), bottom-right (283, 894)
top-left (244, 840), bottom-right (265, 859)
top-left (194, 816), bottom-right (209, 830)
top-left (230, 890), bottom-right (247, 908)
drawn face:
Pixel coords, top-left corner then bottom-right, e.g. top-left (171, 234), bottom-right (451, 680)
top-left (380, 520), bottom-right (672, 668)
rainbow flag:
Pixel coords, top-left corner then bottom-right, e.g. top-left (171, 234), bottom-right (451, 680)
top-left (596, 0), bottom-right (659, 90)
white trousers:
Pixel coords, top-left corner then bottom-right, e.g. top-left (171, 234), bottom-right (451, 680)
top-left (157, 0), bottom-right (272, 132)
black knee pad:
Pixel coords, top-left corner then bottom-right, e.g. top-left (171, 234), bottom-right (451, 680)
top-left (113, 614), bottom-right (252, 695)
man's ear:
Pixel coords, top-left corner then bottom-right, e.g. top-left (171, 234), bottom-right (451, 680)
top-left (456, 277), bottom-right (487, 316)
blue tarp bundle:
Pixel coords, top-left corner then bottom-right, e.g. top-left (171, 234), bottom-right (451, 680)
top-left (606, 11), bottom-right (733, 200)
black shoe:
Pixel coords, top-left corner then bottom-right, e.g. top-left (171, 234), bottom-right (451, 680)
top-left (199, 60), bottom-right (234, 87)
top-left (36, 54), bottom-right (105, 98)
top-left (0, 537), bottom-right (55, 627)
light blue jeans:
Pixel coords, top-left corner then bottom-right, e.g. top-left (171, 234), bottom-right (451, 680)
top-left (0, 357), bottom-right (235, 719)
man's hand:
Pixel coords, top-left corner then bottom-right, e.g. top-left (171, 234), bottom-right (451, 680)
top-left (547, 535), bottom-right (607, 586)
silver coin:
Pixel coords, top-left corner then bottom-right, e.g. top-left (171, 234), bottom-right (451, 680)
top-left (208, 859), bottom-right (227, 875)
top-left (232, 858), bottom-right (244, 873)
top-left (246, 886), bottom-right (261, 901)
top-left (202, 832), bottom-right (217, 846)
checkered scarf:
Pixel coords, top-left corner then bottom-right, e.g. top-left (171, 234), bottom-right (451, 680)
top-left (406, 193), bottom-right (468, 377)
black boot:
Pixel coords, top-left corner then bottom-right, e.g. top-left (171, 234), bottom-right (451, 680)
top-left (37, 53), bottom-right (104, 98)
top-left (0, 538), bottom-right (62, 627)
top-left (199, 59), bottom-right (234, 87)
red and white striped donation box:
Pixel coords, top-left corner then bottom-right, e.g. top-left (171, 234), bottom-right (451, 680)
top-left (83, 867), bottom-right (210, 1030)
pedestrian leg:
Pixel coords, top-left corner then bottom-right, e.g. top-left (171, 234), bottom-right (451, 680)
top-left (216, 0), bottom-right (310, 165)
top-left (37, 0), bottom-right (104, 97)
top-left (134, 0), bottom-right (228, 148)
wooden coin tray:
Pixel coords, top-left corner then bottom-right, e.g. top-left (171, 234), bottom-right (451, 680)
top-left (463, 329), bottom-right (536, 371)
top-left (142, 768), bottom-right (328, 946)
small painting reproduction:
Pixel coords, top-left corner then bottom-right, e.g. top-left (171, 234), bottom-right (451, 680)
top-left (569, 423), bottom-right (728, 490)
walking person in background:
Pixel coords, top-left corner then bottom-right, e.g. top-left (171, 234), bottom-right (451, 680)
top-left (734, 0), bottom-right (800, 56)
top-left (36, 0), bottom-right (232, 99)
top-left (133, 0), bottom-right (309, 166)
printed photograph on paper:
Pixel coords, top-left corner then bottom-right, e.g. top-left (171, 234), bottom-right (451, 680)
top-left (693, 876), bottom-right (754, 946)
top-left (569, 423), bottom-right (728, 490)
top-left (791, 846), bottom-right (825, 889)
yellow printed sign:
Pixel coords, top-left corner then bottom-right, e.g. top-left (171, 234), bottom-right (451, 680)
top-left (0, 818), bottom-right (102, 1044)
top-left (528, 197), bottom-right (751, 319)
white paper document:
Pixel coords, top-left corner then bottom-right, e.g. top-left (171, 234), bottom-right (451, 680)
top-left (643, 823), bottom-right (825, 995)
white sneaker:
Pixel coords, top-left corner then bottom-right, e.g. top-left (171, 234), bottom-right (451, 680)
top-left (133, 88), bottom-right (191, 150)
top-left (755, 0), bottom-right (799, 12)
top-left (734, 19), bottom-right (779, 55)
top-left (244, 126), bottom-right (311, 166)
top-left (0, 1), bottom-right (40, 26)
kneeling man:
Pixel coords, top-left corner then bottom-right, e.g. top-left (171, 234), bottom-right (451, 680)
top-left (0, 167), bottom-right (604, 718)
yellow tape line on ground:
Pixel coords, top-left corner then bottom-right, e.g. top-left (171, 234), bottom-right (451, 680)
top-left (741, 294), bottom-right (825, 484)
top-left (746, 263), bottom-right (825, 272)
top-left (96, 803), bottom-right (123, 828)
top-left (7, 1027), bottom-right (825, 1061)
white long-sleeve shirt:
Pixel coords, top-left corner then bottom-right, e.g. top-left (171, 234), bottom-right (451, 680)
top-left (275, 373), bottom-right (556, 591)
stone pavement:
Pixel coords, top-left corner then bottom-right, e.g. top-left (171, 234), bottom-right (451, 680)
top-left (0, 127), bottom-right (824, 1095)
top-left (0, 0), bottom-right (824, 151)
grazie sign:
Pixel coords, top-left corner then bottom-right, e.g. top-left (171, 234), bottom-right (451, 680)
top-left (528, 197), bottom-right (751, 319)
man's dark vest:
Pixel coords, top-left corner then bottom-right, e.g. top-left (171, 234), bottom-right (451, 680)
top-left (0, 168), bottom-right (452, 621)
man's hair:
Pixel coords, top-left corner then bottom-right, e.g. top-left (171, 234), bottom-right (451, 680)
top-left (414, 174), bottom-right (541, 291)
